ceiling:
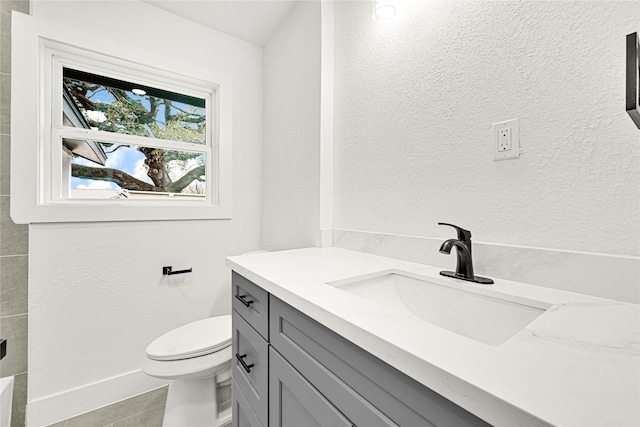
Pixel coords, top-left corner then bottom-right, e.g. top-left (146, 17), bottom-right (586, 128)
top-left (142, 0), bottom-right (299, 46)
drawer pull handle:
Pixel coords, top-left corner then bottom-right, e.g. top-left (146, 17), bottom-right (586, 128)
top-left (236, 353), bottom-right (254, 373)
top-left (235, 294), bottom-right (254, 307)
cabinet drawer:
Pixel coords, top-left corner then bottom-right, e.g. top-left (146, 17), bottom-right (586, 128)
top-left (232, 272), bottom-right (269, 340)
top-left (270, 296), bottom-right (490, 427)
top-left (233, 379), bottom-right (263, 427)
top-left (269, 347), bottom-right (353, 427)
top-left (233, 309), bottom-right (269, 426)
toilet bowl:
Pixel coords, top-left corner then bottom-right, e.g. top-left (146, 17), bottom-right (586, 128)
top-left (143, 316), bottom-right (232, 427)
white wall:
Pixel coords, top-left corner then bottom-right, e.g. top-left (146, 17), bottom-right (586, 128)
top-left (261, 0), bottom-right (322, 251)
top-left (334, 0), bottom-right (639, 257)
top-left (28, 0), bottom-right (263, 422)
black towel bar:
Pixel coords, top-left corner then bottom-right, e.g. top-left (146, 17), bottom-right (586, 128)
top-left (162, 266), bottom-right (193, 276)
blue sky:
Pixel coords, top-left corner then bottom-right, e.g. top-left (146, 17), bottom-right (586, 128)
top-left (71, 145), bottom-right (150, 191)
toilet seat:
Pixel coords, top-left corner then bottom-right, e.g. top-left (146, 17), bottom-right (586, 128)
top-left (143, 345), bottom-right (232, 381)
top-left (146, 316), bottom-right (232, 361)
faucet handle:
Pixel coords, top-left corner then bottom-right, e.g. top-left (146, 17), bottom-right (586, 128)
top-left (438, 222), bottom-right (472, 243)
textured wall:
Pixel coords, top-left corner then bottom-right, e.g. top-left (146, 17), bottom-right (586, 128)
top-left (262, 0), bottom-right (321, 251)
top-left (27, 0), bottom-right (263, 418)
top-left (334, 0), bottom-right (639, 256)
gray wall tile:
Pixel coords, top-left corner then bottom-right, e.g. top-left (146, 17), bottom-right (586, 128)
top-left (0, 73), bottom-right (10, 110)
top-left (1, 134), bottom-right (10, 195)
top-left (1, 255), bottom-right (28, 316)
top-left (0, 313), bottom-right (27, 376)
top-left (0, 18), bottom-right (10, 75)
top-left (0, 4), bottom-right (29, 427)
top-left (11, 372), bottom-right (27, 427)
top-left (0, 196), bottom-right (28, 256)
top-left (0, 1), bottom-right (29, 15)
top-left (0, 105), bottom-right (9, 135)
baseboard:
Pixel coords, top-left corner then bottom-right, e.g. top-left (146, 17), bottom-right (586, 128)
top-left (26, 369), bottom-right (167, 427)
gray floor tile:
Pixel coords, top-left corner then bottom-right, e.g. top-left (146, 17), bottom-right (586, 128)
top-left (111, 386), bottom-right (168, 418)
top-left (64, 387), bottom-right (168, 427)
top-left (64, 404), bottom-right (127, 427)
top-left (112, 406), bottom-right (164, 427)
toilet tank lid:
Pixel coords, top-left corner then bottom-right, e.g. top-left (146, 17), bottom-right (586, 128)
top-left (146, 315), bottom-right (232, 361)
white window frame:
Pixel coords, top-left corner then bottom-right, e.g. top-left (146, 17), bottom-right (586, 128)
top-left (11, 12), bottom-right (232, 223)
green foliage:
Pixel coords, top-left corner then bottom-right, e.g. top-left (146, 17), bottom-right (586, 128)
top-left (65, 79), bottom-right (206, 143)
top-left (65, 78), bottom-right (207, 193)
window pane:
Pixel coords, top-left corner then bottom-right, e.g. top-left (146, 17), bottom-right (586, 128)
top-left (62, 68), bottom-right (207, 144)
top-left (63, 138), bottom-right (207, 200)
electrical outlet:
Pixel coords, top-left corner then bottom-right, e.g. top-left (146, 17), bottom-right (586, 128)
top-left (498, 127), bottom-right (511, 151)
top-left (493, 118), bottom-right (520, 161)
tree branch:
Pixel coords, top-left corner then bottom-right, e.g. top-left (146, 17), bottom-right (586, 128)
top-left (71, 164), bottom-right (158, 192)
top-left (103, 144), bottom-right (130, 154)
top-left (165, 165), bottom-right (206, 194)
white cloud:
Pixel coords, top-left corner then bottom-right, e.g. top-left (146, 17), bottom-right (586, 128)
top-left (73, 156), bottom-right (98, 167)
top-left (132, 159), bottom-right (154, 184)
top-left (86, 110), bottom-right (106, 123)
top-left (76, 180), bottom-right (117, 190)
top-left (104, 146), bottom-right (127, 169)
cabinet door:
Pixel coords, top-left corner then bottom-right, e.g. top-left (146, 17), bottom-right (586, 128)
top-left (233, 379), bottom-right (263, 427)
top-left (269, 347), bottom-right (354, 427)
top-left (233, 310), bottom-right (269, 426)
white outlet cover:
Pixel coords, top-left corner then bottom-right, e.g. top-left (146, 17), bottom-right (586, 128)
top-left (492, 118), bottom-right (520, 161)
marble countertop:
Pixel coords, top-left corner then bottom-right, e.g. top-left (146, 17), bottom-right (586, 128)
top-left (226, 247), bottom-right (640, 427)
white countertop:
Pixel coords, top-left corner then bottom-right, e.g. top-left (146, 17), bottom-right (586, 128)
top-left (226, 247), bottom-right (640, 427)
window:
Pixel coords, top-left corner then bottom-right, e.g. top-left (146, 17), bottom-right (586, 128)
top-left (58, 66), bottom-right (210, 201)
top-left (11, 13), bottom-right (232, 223)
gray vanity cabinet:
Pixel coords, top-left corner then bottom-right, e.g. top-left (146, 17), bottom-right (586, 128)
top-left (269, 347), bottom-right (354, 427)
top-left (232, 310), bottom-right (269, 425)
top-left (231, 272), bottom-right (490, 427)
top-left (233, 377), bottom-right (263, 427)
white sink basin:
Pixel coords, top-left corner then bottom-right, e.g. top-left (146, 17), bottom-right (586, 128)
top-left (329, 270), bottom-right (551, 346)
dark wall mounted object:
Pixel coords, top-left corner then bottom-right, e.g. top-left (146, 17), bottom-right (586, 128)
top-left (438, 222), bottom-right (494, 285)
top-left (627, 32), bottom-right (640, 129)
top-left (162, 266), bottom-right (193, 275)
top-left (0, 339), bottom-right (6, 360)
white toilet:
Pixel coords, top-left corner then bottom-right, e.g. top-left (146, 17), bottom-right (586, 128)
top-left (143, 316), bottom-right (233, 427)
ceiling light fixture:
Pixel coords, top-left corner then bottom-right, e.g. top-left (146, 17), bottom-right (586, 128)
top-left (372, 0), bottom-right (397, 21)
top-left (131, 88), bottom-right (146, 96)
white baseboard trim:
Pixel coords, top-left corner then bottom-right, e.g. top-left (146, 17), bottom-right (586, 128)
top-left (26, 369), bottom-right (167, 427)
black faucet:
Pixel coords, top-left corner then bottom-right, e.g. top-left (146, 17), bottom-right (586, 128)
top-left (438, 223), bottom-right (494, 285)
